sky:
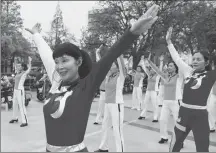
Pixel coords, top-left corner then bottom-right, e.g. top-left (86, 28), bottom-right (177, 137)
top-left (18, 1), bottom-right (96, 44)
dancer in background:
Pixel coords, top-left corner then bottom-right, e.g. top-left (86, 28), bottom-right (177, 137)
top-left (94, 45), bottom-right (107, 125)
top-left (157, 55), bottom-right (167, 118)
top-left (9, 57), bottom-right (32, 127)
top-left (208, 61), bottom-right (216, 133)
top-left (95, 55), bottom-right (126, 152)
top-left (138, 55), bottom-right (160, 122)
top-left (145, 55), bottom-right (182, 144)
top-left (129, 63), bottom-right (145, 111)
top-left (166, 27), bottom-right (216, 152)
top-left (208, 79), bottom-right (216, 132)
top-left (25, 5), bottom-right (159, 152)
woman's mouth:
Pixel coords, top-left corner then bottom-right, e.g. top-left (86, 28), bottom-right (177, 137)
top-left (193, 64), bottom-right (198, 68)
top-left (59, 71), bottom-right (67, 76)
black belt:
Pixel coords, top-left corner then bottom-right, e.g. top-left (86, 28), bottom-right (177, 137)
top-left (100, 90), bottom-right (105, 92)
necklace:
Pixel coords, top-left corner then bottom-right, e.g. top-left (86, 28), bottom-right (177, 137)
top-left (168, 73), bottom-right (177, 82)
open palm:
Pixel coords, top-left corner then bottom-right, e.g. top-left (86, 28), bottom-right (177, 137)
top-left (130, 4), bottom-right (159, 35)
top-left (166, 27), bottom-right (173, 44)
top-left (25, 23), bottom-right (42, 34)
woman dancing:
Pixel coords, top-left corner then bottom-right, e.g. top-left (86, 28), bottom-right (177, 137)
top-left (25, 4), bottom-right (159, 152)
top-left (208, 81), bottom-right (216, 132)
top-left (166, 27), bottom-right (216, 152)
top-left (95, 55), bottom-right (126, 152)
top-left (129, 65), bottom-right (145, 111)
top-left (138, 56), bottom-right (161, 122)
top-left (144, 56), bottom-right (183, 144)
top-left (94, 45), bottom-right (107, 125)
top-left (156, 56), bottom-right (166, 117)
top-left (9, 57), bottom-right (32, 127)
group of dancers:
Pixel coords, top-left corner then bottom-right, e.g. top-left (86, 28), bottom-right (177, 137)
top-left (7, 4), bottom-right (216, 152)
top-left (94, 40), bottom-right (216, 152)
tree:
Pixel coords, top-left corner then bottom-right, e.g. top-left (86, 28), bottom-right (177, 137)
top-left (1, 0), bottom-right (32, 61)
top-left (48, 2), bottom-right (76, 50)
top-left (82, 1), bottom-right (216, 69)
top-left (83, 1), bottom-right (182, 67)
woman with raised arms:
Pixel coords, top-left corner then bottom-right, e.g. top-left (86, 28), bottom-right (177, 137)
top-left (143, 55), bottom-right (183, 144)
top-left (25, 5), bottom-right (159, 152)
top-left (138, 55), bottom-right (161, 122)
top-left (166, 27), bottom-right (216, 152)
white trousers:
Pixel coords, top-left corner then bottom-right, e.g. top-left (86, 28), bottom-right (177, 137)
top-left (12, 89), bottom-right (28, 123)
top-left (208, 94), bottom-right (216, 130)
top-left (157, 85), bottom-right (164, 119)
top-left (132, 87), bottom-right (143, 109)
top-left (95, 91), bottom-right (106, 123)
top-left (157, 85), bottom-right (164, 106)
top-left (159, 100), bottom-right (179, 139)
top-left (99, 103), bottom-right (124, 152)
top-left (140, 90), bottom-right (158, 120)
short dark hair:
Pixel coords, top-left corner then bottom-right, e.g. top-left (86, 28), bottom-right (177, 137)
top-left (137, 65), bottom-right (144, 73)
top-left (52, 42), bottom-right (92, 78)
top-left (194, 51), bottom-right (209, 62)
top-left (21, 63), bottom-right (27, 71)
top-left (167, 61), bottom-right (178, 73)
top-left (53, 42), bottom-right (81, 60)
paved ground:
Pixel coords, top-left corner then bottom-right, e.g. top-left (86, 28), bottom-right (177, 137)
top-left (1, 91), bottom-right (216, 152)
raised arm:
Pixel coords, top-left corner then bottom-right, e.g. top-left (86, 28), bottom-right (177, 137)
top-left (188, 51), bottom-right (193, 65)
top-left (96, 45), bottom-right (103, 62)
top-left (92, 4), bottom-right (159, 88)
top-left (128, 69), bottom-right (136, 76)
top-left (139, 56), bottom-right (150, 76)
top-left (166, 27), bottom-right (193, 77)
top-left (208, 57), bottom-right (216, 83)
top-left (25, 56), bottom-right (32, 74)
top-left (127, 56), bottom-right (133, 71)
top-left (147, 59), bottom-right (167, 81)
top-left (25, 23), bottom-right (57, 83)
top-left (117, 55), bottom-right (127, 79)
top-left (159, 55), bottom-right (164, 71)
top-left (39, 74), bottom-right (48, 82)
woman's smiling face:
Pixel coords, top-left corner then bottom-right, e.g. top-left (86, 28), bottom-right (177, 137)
top-left (192, 52), bottom-right (206, 71)
top-left (54, 54), bottom-right (81, 82)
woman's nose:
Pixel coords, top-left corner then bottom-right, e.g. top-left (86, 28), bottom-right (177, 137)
top-left (56, 63), bottom-right (64, 70)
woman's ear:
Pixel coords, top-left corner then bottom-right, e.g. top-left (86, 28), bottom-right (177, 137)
top-left (76, 57), bottom-right (83, 67)
top-left (205, 60), bottom-right (209, 67)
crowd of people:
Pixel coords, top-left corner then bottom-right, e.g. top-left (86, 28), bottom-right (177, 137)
top-left (2, 3), bottom-right (216, 152)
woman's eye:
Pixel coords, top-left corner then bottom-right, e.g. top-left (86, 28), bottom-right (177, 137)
top-left (62, 59), bottom-right (68, 63)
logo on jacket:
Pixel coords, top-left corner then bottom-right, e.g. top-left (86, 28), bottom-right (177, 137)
top-left (176, 117), bottom-right (181, 123)
top-left (184, 71), bottom-right (207, 90)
